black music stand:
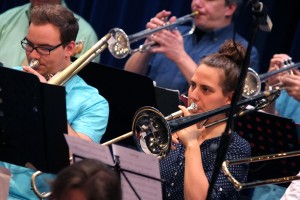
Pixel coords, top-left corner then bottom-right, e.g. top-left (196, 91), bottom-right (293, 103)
top-left (78, 62), bottom-right (158, 148)
top-left (0, 67), bottom-right (69, 174)
top-left (235, 110), bottom-right (299, 188)
top-left (154, 86), bottom-right (180, 116)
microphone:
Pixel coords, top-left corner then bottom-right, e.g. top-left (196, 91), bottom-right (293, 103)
top-left (251, 0), bottom-right (273, 32)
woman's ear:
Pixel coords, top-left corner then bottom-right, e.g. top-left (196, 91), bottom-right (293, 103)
top-left (225, 91), bottom-right (234, 105)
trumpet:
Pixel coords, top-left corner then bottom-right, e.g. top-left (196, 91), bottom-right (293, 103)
top-left (243, 59), bottom-right (299, 98)
top-left (222, 150), bottom-right (300, 190)
top-left (107, 11), bottom-right (198, 59)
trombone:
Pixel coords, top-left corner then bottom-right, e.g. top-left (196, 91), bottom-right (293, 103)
top-left (243, 59), bottom-right (299, 98)
top-left (102, 102), bottom-right (198, 146)
top-left (222, 150), bottom-right (300, 190)
top-left (103, 89), bottom-right (280, 158)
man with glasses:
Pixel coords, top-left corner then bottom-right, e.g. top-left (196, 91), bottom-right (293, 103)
top-left (0, 0), bottom-right (99, 68)
top-left (0, 4), bottom-right (109, 199)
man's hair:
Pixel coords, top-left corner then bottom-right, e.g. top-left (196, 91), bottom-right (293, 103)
top-left (225, 0), bottom-right (242, 6)
top-left (29, 4), bottom-right (79, 46)
top-left (225, 0), bottom-right (242, 15)
top-left (51, 159), bottom-right (122, 200)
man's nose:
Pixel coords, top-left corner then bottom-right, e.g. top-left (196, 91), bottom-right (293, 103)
top-left (28, 49), bottom-right (41, 59)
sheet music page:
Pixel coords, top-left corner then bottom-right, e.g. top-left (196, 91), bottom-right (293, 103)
top-left (64, 134), bottom-right (114, 166)
top-left (0, 167), bottom-right (10, 200)
top-left (112, 144), bottom-right (162, 200)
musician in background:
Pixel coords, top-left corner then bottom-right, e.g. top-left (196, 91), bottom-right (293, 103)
top-left (124, 0), bottom-right (259, 94)
top-left (264, 53), bottom-right (300, 124)
top-left (252, 53), bottom-right (300, 200)
top-left (0, 0), bottom-right (99, 68)
top-left (0, 4), bottom-right (109, 199)
top-left (51, 159), bottom-right (122, 200)
top-left (280, 171), bottom-right (300, 200)
top-left (160, 40), bottom-right (251, 199)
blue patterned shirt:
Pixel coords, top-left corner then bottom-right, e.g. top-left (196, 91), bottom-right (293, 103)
top-left (160, 132), bottom-right (251, 200)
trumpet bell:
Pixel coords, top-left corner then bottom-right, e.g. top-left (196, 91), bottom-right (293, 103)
top-left (132, 106), bottom-right (171, 158)
top-left (108, 28), bottom-right (131, 59)
top-left (243, 68), bottom-right (261, 98)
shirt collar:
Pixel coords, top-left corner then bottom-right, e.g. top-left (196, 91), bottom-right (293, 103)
top-left (194, 24), bottom-right (234, 42)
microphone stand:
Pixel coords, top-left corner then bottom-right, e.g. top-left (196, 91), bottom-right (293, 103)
top-left (206, 1), bottom-right (272, 199)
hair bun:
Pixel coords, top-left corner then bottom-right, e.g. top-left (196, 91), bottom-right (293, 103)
top-left (218, 39), bottom-right (246, 67)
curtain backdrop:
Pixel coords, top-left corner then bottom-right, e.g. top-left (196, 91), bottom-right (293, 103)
top-left (1, 0), bottom-right (299, 73)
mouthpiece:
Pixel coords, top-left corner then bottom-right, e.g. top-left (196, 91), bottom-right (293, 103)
top-left (165, 102), bottom-right (198, 120)
top-left (29, 59), bottom-right (39, 69)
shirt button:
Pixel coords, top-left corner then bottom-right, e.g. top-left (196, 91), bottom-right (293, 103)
top-left (179, 162), bottom-right (182, 165)
top-left (168, 193), bottom-right (171, 197)
top-left (174, 172), bottom-right (177, 176)
top-left (171, 182), bottom-right (174, 186)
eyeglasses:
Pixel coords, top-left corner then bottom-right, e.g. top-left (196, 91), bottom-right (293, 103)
top-left (21, 38), bottom-right (64, 55)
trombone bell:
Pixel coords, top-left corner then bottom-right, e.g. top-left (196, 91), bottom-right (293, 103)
top-left (132, 106), bottom-right (172, 158)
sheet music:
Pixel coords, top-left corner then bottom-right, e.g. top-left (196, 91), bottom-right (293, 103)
top-left (112, 144), bottom-right (162, 200)
top-left (64, 134), bottom-right (114, 166)
top-left (0, 167), bottom-right (10, 200)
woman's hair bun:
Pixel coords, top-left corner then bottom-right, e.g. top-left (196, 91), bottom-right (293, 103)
top-left (218, 39), bottom-right (246, 67)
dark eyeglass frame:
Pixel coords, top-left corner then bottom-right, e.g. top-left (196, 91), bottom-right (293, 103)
top-left (21, 38), bottom-right (65, 55)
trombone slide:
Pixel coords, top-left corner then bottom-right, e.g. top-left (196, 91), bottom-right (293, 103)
top-left (222, 150), bottom-right (300, 190)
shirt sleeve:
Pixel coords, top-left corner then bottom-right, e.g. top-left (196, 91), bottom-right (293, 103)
top-left (66, 76), bottom-right (109, 143)
top-left (280, 172), bottom-right (300, 200)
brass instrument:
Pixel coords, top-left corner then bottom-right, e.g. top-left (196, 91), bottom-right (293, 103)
top-left (243, 59), bottom-right (299, 98)
top-left (107, 11), bottom-right (198, 59)
top-left (102, 102), bottom-right (198, 146)
top-left (31, 12), bottom-right (199, 198)
top-left (222, 150), bottom-right (300, 190)
top-left (48, 33), bottom-right (111, 85)
top-left (31, 171), bottom-right (50, 199)
top-left (31, 90), bottom-right (279, 198)
top-left (47, 12), bottom-right (198, 86)
top-left (103, 90), bottom-right (279, 158)
top-left (29, 59), bottom-right (39, 69)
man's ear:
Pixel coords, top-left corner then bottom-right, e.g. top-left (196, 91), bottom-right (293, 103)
top-left (64, 41), bottom-right (76, 57)
top-left (225, 4), bottom-right (237, 18)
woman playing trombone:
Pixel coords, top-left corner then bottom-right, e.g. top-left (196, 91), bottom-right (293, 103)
top-left (159, 40), bottom-right (251, 200)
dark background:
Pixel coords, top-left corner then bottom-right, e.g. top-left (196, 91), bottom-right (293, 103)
top-left (0, 0), bottom-right (300, 73)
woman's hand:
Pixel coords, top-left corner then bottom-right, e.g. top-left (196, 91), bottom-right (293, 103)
top-left (171, 105), bottom-right (206, 149)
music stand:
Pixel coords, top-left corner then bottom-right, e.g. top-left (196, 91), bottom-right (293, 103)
top-left (235, 110), bottom-right (299, 187)
top-left (78, 62), bottom-right (157, 148)
top-left (154, 86), bottom-right (180, 116)
top-left (0, 67), bottom-right (69, 173)
top-left (64, 134), bottom-right (163, 200)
